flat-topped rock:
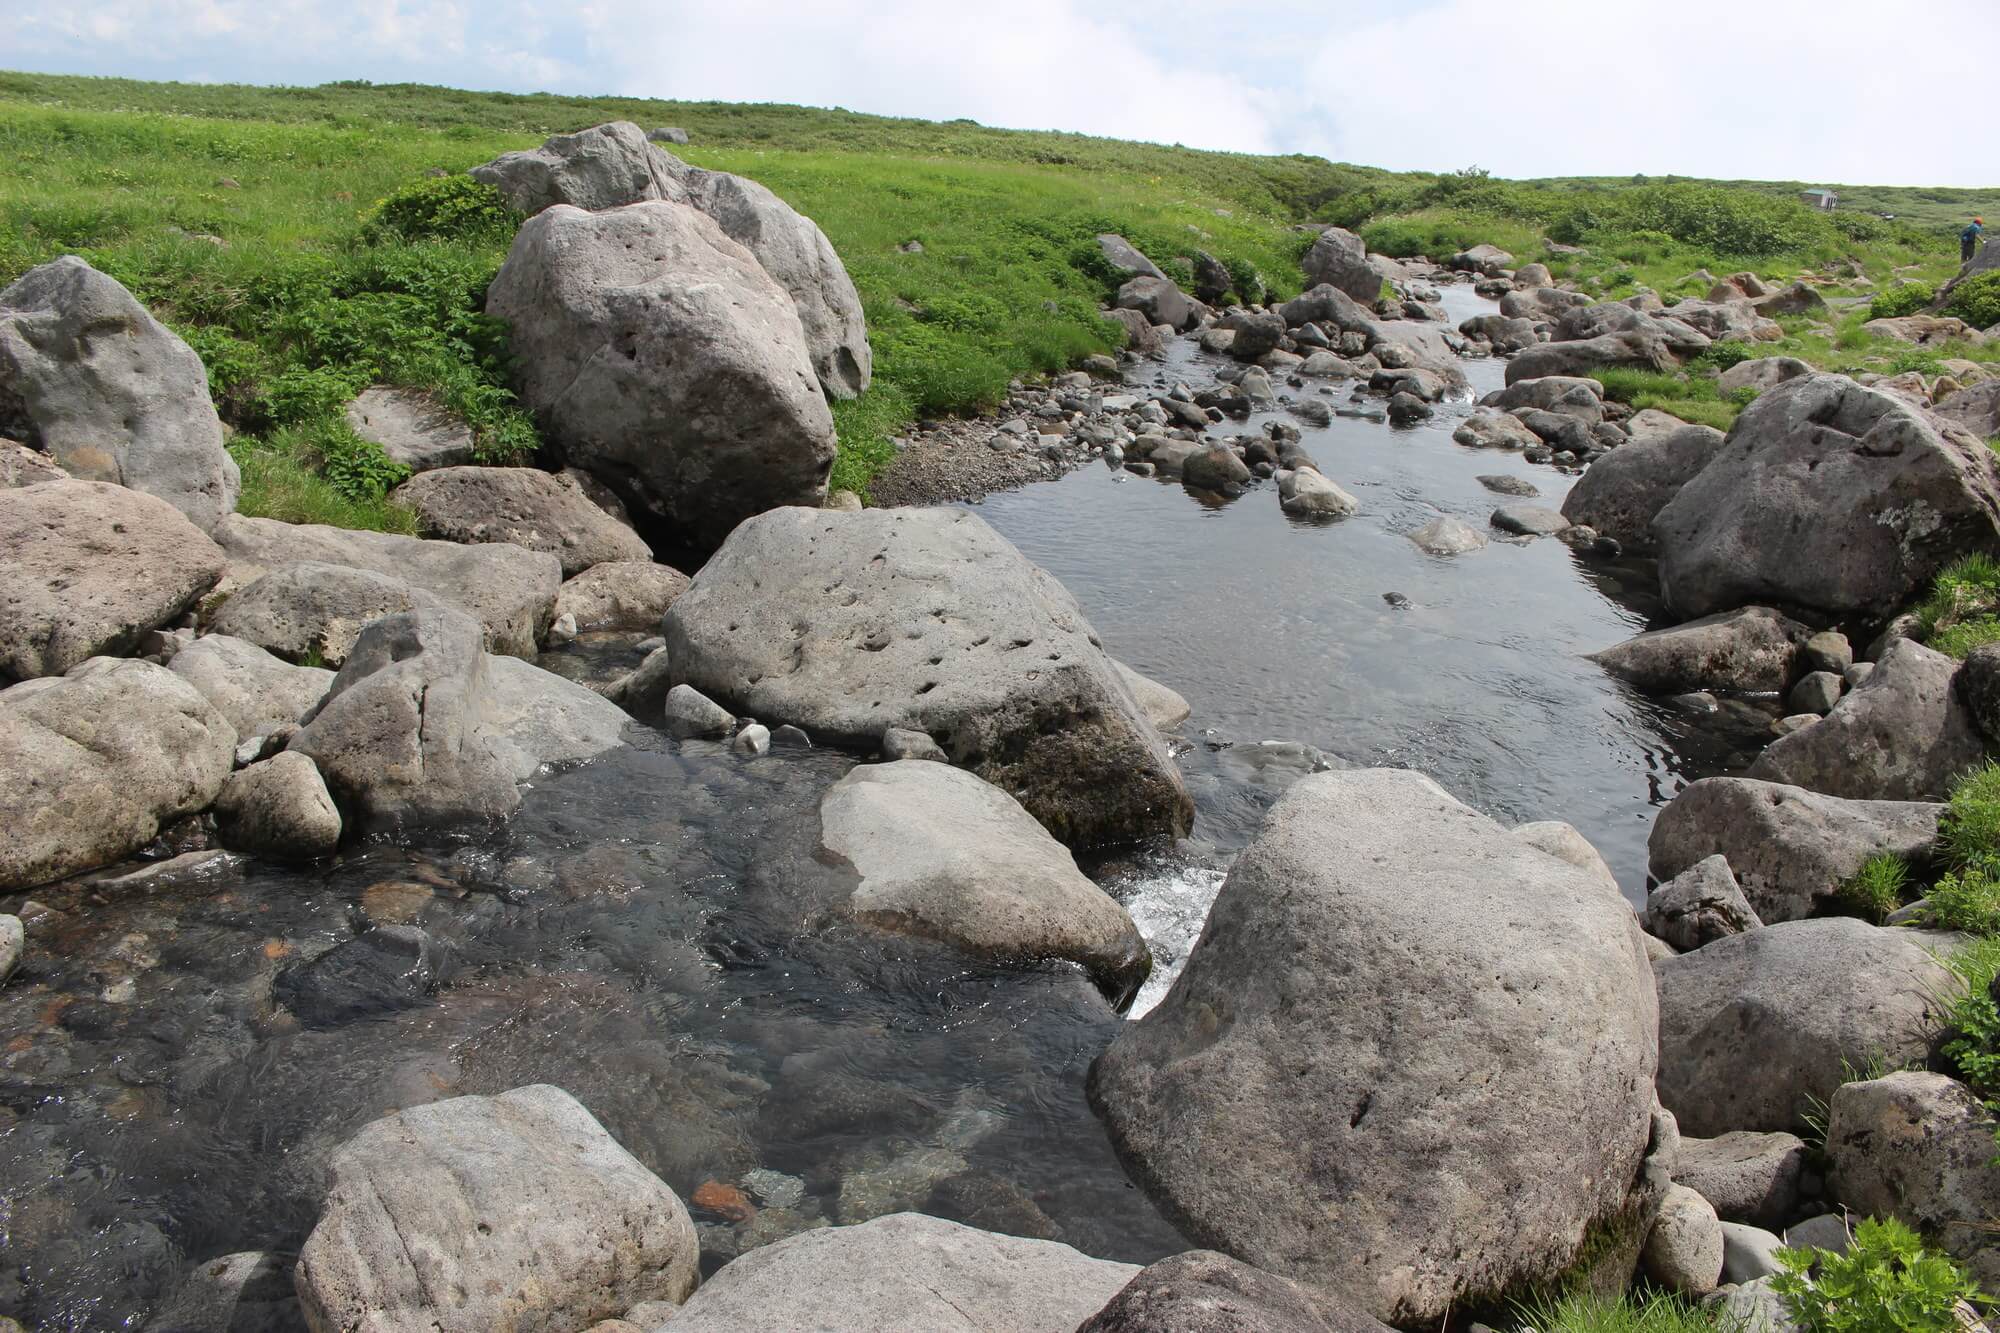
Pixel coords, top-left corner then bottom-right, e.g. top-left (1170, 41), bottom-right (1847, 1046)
top-left (1589, 606), bottom-right (1811, 695)
top-left (168, 633), bottom-right (332, 738)
top-left (392, 465), bottom-right (652, 576)
top-left (344, 386), bottom-right (477, 472)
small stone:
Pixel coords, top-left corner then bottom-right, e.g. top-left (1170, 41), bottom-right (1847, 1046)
top-left (733, 723), bottom-right (771, 756)
top-left (771, 724), bottom-right (812, 749)
top-left (1783, 1213), bottom-right (1853, 1256)
top-left (1772, 713), bottom-right (1819, 736)
top-left (881, 727), bottom-right (947, 762)
top-left (547, 612), bottom-right (579, 645)
top-left (662, 684), bottom-right (735, 739)
top-left (1788, 671), bottom-right (1843, 715)
top-left (1720, 1221), bottom-right (1786, 1283)
top-left (1802, 631), bottom-right (1854, 675)
top-left (742, 1168), bottom-right (807, 1210)
top-left (1490, 503), bottom-right (1571, 537)
top-left (692, 1179), bottom-right (757, 1222)
top-left (0, 914), bottom-right (21, 986)
top-left (1845, 662), bottom-right (1875, 689)
top-left (1477, 474), bottom-right (1540, 497)
top-left (1643, 1183), bottom-right (1725, 1296)
top-left (635, 636), bottom-right (665, 654)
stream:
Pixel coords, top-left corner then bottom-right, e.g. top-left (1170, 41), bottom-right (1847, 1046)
top-left (0, 282), bottom-right (1773, 1329)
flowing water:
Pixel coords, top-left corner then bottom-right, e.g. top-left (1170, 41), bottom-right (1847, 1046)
top-left (0, 283), bottom-right (1774, 1328)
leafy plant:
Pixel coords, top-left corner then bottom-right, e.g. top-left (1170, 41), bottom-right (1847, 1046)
top-left (362, 173), bottom-right (519, 245)
top-left (1940, 762), bottom-right (2000, 872)
top-left (1917, 556), bottom-right (2000, 661)
top-left (1943, 272), bottom-right (2000, 332)
top-left (1869, 281), bottom-right (1937, 321)
top-left (1941, 936), bottom-right (2000, 1101)
top-left (1688, 340), bottom-right (1756, 373)
top-left (1929, 865), bottom-right (2000, 934)
top-left (1774, 1216), bottom-right (1975, 1333)
top-left (1840, 853), bottom-right (1910, 924)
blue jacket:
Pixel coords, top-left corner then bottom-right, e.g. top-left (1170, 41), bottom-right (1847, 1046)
top-left (1966, 223), bottom-right (1985, 244)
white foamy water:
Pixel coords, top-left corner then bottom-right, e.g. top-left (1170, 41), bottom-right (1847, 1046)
top-left (1118, 863), bottom-right (1229, 1018)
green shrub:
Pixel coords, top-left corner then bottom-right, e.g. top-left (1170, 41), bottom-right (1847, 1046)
top-left (1932, 617), bottom-right (2000, 660)
top-left (362, 174), bottom-right (519, 245)
top-left (1941, 762), bottom-right (2000, 872)
top-left (1226, 256), bottom-right (1265, 305)
top-left (1942, 935), bottom-right (2000, 1099)
top-left (1840, 853), bottom-right (1910, 923)
top-left (1774, 1216), bottom-right (1976, 1333)
top-left (1917, 555), bottom-right (2000, 659)
top-left (1929, 865), bottom-right (2000, 934)
top-left (1688, 340), bottom-right (1756, 372)
top-left (1942, 271), bottom-right (2000, 331)
top-left (1869, 282), bottom-right (1936, 320)
top-left (228, 435), bottom-right (415, 533)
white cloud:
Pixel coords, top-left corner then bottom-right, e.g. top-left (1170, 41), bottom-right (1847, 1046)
top-left (4, 0), bottom-right (1996, 187)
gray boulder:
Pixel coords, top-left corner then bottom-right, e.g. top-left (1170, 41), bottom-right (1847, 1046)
top-left (1105, 307), bottom-right (1163, 356)
top-left (1654, 918), bottom-right (1959, 1136)
top-left (0, 914), bottom-right (19, 986)
top-left (146, 1250), bottom-right (299, 1333)
top-left (1719, 357), bottom-right (1813, 396)
top-left (474, 653), bottom-right (632, 779)
top-left (0, 438), bottom-right (66, 488)
top-left (660, 1212), bottom-right (1136, 1332)
top-left (1113, 659), bottom-right (1191, 732)
top-left (665, 507), bottom-right (1191, 846)
top-left (1097, 234), bottom-right (1165, 281)
top-left (1560, 424), bottom-right (1728, 549)
top-left (1279, 468), bottom-right (1360, 519)
top-left (1662, 299), bottom-right (1782, 343)
top-left (1934, 379), bottom-right (2000, 439)
top-left (1184, 443), bottom-right (1253, 490)
top-left (1588, 606), bottom-right (1810, 694)
top-left (1959, 641), bottom-right (2000, 745)
top-left (1826, 1071), bottom-right (2000, 1288)
top-left (208, 562), bottom-right (446, 668)
top-left (1514, 820), bottom-right (1622, 898)
top-left (1642, 1183), bottom-right (1725, 1297)
top-left (0, 256), bottom-right (238, 530)
top-left (1490, 503), bottom-right (1571, 537)
top-left (1452, 243), bottom-right (1514, 276)
top-left (1654, 374), bottom-right (2000, 620)
top-left (1089, 769), bottom-right (1657, 1325)
top-left (661, 682), bottom-right (734, 739)
top-left (680, 165), bottom-right (873, 398)
top-left (1280, 283), bottom-right (1375, 332)
top-left (392, 465), bottom-right (652, 576)
top-left (294, 1084), bottom-right (699, 1333)
top-left (168, 633), bottom-right (332, 739)
top-left (1482, 375), bottom-right (1605, 424)
top-left (1721, 1222), bottom-right (1788, 1283)
top-left (1649, 777), bottom-right (1942, 924)
top-left (648, 126), bottom-right (689, 145)
top-left (1116, 275), bottom-right (1199, 332)
top-left (821, 760), bottom-right (1148, 998)
top-left (1558, 302), bottom-right (1713, 355)
top-left (0, 658), bottom-right (236, 890)
top-left (344, 386), bottom-right (476, 472)
top-left (1747, 639), bottom-right (1987, 801)
top-left (1301, 227), bottom-right (1381, 301)
top-left (1645, 855), bottom-right (1762, 951)
top-left (552, 560), bottom-right (692, 633)
top-left (213, 514), bottom-right (561, 658)
top-left (1673, 1131), bottom-right (1807, 1230)
top-left (469, 120), bottom-right (687, 215)
top-left (487, 201), bottom-right (836, 547)
top-left (1410, 515), bottom-right (1488, 555)
top-left (212, 751), bottom-right (341, 859)
top-left (1077, 1250), bottom-right (1395, 1333)
top-left (0, 479), bottom-right (226, 680)
top-left (1451, 410), bottom-right (1541, 451)
top-left (1504, 331), bottom-right (1674, 385)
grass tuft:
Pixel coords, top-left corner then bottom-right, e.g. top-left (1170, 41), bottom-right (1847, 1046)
top-left (1841, 853), bottom-right (1911, 924)
top-left (1512, 1289), bottom-right (1715, 1333)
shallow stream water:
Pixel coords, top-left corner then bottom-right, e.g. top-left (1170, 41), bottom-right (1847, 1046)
top-left (0, 283), bottom-right (1771, 1328)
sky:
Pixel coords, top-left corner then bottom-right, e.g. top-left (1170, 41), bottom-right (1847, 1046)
top-left (7, 0), bottom-right (1998, 187)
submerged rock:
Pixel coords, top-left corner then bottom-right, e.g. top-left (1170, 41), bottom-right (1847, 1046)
top-left (1089, 769), bottom-right (1657, 1325)
top-left (1654, 918), bottom-right (1958, 1136)
top-left (662, 1213), bottom-right (1136, 1332)
top-left (0, 479), bottom-right (226, 680)
top-left (272, 924), bottom-right (453, 1028)
top-left (665, 507), bottom-right (1190, 846)
top-left (1410, 515), bottom-right (1488, 555)
top-left (1648, 777), bottom-right (1942, 923)
top-left (0, 659), bottom-right (236, 890)
top-left (819, 760), bottom-right (1149, 1000)
top-left (295, 1084), bottom-right (699, 1332)
top-left (0, 256), bottom-right (238, 530)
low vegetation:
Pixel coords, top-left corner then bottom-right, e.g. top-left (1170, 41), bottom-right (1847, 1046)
top-left (1915, 555), bottom-right (2000, 661)
top-left (1839, 853), bottom-right (1912, 924)
top-left (1511, 1289), bottom-right (1714, 1333)
top-left (1775, 1216), bottom-right (1978, 1333)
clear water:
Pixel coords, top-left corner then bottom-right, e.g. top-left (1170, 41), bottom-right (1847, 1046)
top-left (0, 284), bottom-right (1771, 1328)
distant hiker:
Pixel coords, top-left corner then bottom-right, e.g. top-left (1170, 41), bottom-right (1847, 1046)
top-left (1965, 217), bottom-right (1986, 265)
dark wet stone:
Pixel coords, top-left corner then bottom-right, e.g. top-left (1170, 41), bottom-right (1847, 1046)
top-left (271, 925), bottom-right (454, 1029)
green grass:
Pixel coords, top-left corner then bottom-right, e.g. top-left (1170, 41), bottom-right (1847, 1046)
top-left (1512, 1289), bottom-right (1715, 1333)
top-left (1587, 367), bottom-right (1751, 432)
top-left (1942, 935), bottom-right (2000, 1102)
top-left (1914, 556), bottom-right (2000, 660)
top-left (1842, 853), bottom-right (1912, 924)
top-left (1775, 1216), bottom-right (1978, 1333)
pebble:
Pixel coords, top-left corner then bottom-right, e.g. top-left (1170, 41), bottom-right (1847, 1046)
top-left (733, 723), bottom-right (772, 756)
top-left (742, 1167), bottom-right (807, 1210)
top-left (0, 915), bottom-right (22, 987)
top-left (771, 724), bottom-right (813, 749)
top-left (547, 612), bottom-right (578, 645)
top-left (1382, 592), bottom-right (1413, 610)
top-left (692, 1179), bottom-right (757, 1222)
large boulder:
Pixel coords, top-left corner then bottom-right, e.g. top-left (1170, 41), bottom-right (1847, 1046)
top-left (0, 479), bottom-right (225, 680)
top-left (1504, 330), bottom-right (1675, 384)
top-left (167, 633), bottom-right (332, 739)
top-left (1661, 299), bottom-right (1782, 343)
top-left (0, 256), bottom-right (238, 530)
top-left (1451, 244), bottom-right (1514, 276)
top-left (212, 514), bottom-right (560, 657)
top-left (469, 120), bottom-right (687, 215)
top-left (1482, 375), bottom-right (1605, 424)
top-left (660, 1213), bottom-right (1136, 1332)
top-left (1934, 379), bottom-right (2000, 440)
top-left (1097, 233), bottom-right (1165, 281)
top-left (1654, 919), bottom-right (1960, 1136)
top-left (211, 750), bottom-right (342, 860)
top-left (0, 658), bottom-right (235, 890)
top-left (1560, 424), bottom-right (1727, 549)
top-left (1088, 769), bottom-right (1657, 1325)
top-left (1557, 303), bottom-right (1712, 355)
top-left (1451, 410), bottom-right (1542, 451)
top-left (208, 562), bottom-right (448, 668)
top-left (294, 1084), bottom-right (699, 1333)
top-left (344, 386), bottom-right (476, 472)
top-left (1077, 1250), bottom-right (1395, 1333)
top-left (1649, 777), bottom-right (1943, 924)
top-left (680, 164), bottom-right (872, 398)
top-left (487, 201), bottom-right (836, 548)
top-left (1588, 606), bottom-right (1811, 694)
top-left (1654, 374), bottom-right (2000, 620)
top-left (819, 760), bottom-right (1148, 1000)
top-left (1825, 1071), bottom-right (2000, 1288)
top-left (1302, 227), bottom-right (1382, 302)
top-left (391, 465), bottom-right (653, 576)
top-left (1719, 357), bottom-right (1813, 397)
top-left (552, 559), bottom-right (691, 633)
top-left (1116, 275), bottom-right (1200, 332)
top-left (1281, 283), bottom-right (1375, 332)
top-left (1746, 639), bottom-right (1987, 801)
top-left (665, 507), bottom-right (1191, 846)
top-left (1104, 306), bottom-right (1163, 356)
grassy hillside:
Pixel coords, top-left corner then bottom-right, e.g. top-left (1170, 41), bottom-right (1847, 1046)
top-left (0, 72), bottom-right (1989, 530)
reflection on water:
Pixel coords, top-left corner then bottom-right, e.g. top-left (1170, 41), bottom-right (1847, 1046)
top-left (0, 284), bottom-right (1774, 1327)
